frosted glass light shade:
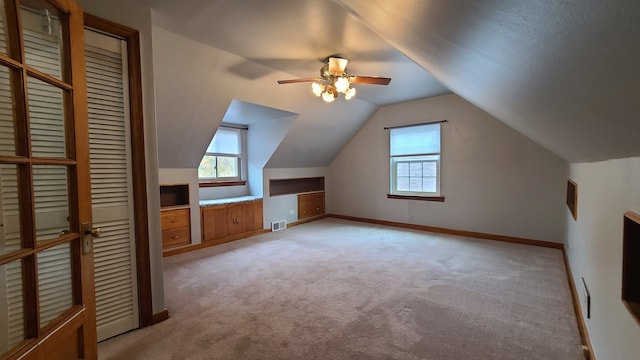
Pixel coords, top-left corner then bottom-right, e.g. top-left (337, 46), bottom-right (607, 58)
top-left (321, 91), bottom-right (336, 102)
top-left (311, 82), bottom-right (323, 97)
top-left (335, 77), bottom-right (350, 93)
top-left (344, 87), bottom-right (356, 100)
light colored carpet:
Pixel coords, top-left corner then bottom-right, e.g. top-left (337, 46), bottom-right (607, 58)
top-left (98, 218), bottom-right (584, 359)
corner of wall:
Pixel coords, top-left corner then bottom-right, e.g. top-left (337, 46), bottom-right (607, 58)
top-left (564, 157), bottom-right (640, 359)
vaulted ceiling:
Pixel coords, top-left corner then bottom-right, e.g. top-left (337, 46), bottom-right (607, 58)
top-left (136, 0), bottom-right (640, 167)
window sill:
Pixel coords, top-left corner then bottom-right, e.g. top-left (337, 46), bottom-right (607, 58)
top-left (387, 194), bottom-right (445, 202)
top-left (199, 180), bottom-right (246, 188)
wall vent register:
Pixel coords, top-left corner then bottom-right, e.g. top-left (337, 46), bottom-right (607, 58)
top-left (271, 220), bottom-right (287, 232)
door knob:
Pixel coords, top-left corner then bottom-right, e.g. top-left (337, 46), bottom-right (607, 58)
top-left (82, 222), bottom-right (100, 255)
top-left (85, 226), bottom-right (102, 238)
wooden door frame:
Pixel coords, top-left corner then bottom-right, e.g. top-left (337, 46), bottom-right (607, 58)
top-left (83, 14), bottom-right (159, 327)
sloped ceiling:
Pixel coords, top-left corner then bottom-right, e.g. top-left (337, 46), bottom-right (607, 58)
top-left (136, 0), bottom-right (448, 169)
top-left (221, 100), bottom-right (297, 127)
top-left (138, 0), bottom-right (639, 167)
top-left (336, 0), bottom-right (640, 162)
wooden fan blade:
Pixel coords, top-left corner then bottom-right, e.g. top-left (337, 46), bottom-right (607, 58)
top-left (349, 76), bottom-right (392, 85)
top-left (277, 78), bottom-right (322, 84)
top-left (328, 57), bottom-right (348, 74)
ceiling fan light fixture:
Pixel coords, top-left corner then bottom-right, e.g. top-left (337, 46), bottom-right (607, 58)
top-left (321, 91), bottom-right (336, 103)
top-left (311, 82), bottom-right (324, 97)
top-left (277, 56), bottom-right (390, 103)
top-left (344, 87), bottom-right (356, 100)
top-left (334, 76), bottom-right (350, 93)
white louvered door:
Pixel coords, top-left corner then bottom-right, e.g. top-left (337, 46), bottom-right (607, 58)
top-left (85, 29), bottom-right (139, 341)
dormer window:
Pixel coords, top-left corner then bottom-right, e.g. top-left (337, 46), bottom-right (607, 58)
top-left (198, 126), bottom-right (243, 182)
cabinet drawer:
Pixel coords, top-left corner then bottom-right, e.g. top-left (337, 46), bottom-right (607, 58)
top-left (162, 227), bottom-right (190, 248)
top-left (161, 208), bottom-right (190, 230)
top-left (298, 192), bottom-right (325, 220)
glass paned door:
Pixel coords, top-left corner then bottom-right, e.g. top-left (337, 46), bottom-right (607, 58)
top-left (0, 0), bottom-right (96, 359)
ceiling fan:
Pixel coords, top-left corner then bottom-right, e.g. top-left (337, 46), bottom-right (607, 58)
top-left (277, 56), bottom-right (392, 102)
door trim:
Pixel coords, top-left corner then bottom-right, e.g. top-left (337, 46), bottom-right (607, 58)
top-left (83, 14), bottom-right (156, 327)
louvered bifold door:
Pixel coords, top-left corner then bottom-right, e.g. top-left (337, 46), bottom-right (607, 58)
top-left (84, 29), bottom-right (139, 341)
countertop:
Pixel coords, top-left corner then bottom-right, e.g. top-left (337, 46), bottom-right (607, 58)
top-left (199, 196), bottom-right (262, 207)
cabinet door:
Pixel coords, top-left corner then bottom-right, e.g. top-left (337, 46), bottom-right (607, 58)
top-left (202, 206), bottom-right (228, 241)
top-left (227, 204), bottom-right (243, 236)
top-left (242, 201), bottom-right (263, 232)
top-left (253, 201), bottom-right (264, 231)
top-left (298, 192), bottom-right (325, 220)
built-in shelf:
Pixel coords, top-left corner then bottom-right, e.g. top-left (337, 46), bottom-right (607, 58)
top-left (622, 211), bottom-right (640, 324)
top-left (160, 184), bottom-right (189, 208)
top-left (566, 179), bottom-right (578, 220)
top-left (269, 177), bottom-right (324, 196)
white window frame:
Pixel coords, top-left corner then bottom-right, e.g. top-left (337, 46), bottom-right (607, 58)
top-left (198, 127), bottom-right (243, 182)
top-left (389, 123), bottom-right (442, 197)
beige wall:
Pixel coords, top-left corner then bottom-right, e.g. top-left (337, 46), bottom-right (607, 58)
top-left (566, 157), bottom-right (640, 359)
top-left (327, 93), bottom-right (568, 242)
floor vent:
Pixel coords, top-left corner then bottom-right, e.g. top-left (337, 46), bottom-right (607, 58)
top-left (271, 220), bottom-right (287, 232)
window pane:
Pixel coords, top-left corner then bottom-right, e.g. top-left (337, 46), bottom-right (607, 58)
top-left (0, 164), bottom-right (21, 255)
top-left (0, 259), bottom-right (25, 352)
top-left (207, 128), bottom-right (240, 155)
top-left (38, 242), bottom-right (73, 329)
top-left (0, 1), bottom-right (8, 57)
top-left (21, 1), bottom-right (64, 80)
top-left (396, 163), bottom-right (409, 177)
top-left (27, 76), bottom-right (66, 159)
top-left (409, 178), bottom-right (422, 192)
top-left (216, 156), bottom-right (238, 178)
top-left (390, 123), bottom-right (440, 156)
top-left (391, 155), bottom-right (439, 195)
top-left (423, 177), bottom-right (437, 193)
top-left (423, 161), bottom-right (437, 177)
top-left (198, 155), bottom-right (216, 178)
top-left (409, 162), bottom-right (422, 177)
top-left (397, 177), bottom-right (410, 191)
top-left (33, 165), bottom-right (69, 242)
top-left (0, 65), bottom-right (17, 156)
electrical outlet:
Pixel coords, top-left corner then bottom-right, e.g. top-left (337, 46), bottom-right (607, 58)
top-left (289, 209), bottom-right (294, 215)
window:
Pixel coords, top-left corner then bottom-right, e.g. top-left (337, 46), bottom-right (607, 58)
top-left (389, 123), bottom-right (442, 198)
top-left (198, 127), bottom-right (242, 181)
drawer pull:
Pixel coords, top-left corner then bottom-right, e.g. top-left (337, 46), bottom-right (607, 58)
top-left (171, 235), bottom-right (181, 240)
top-left (171, 219), bottom-right (179, 223)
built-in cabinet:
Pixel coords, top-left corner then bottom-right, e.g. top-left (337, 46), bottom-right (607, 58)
top-left (161, 208), bottom-right (191, 249)
top-left (298, 191), bottom-right (325, 220)
top-left (201, 199), bottom-right (263, 245)
top-left (268, 176), bottom-right (326, 223)
top-left (160, 184), bottom-right (191, 249)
